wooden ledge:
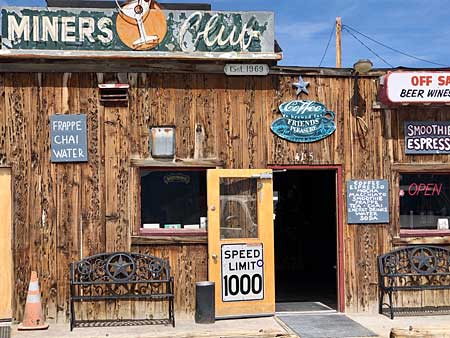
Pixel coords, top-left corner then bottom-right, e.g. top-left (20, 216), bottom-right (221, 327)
top-left (392, 163), bottom-right (450, 172)
top-left (131, 234), bottom-right (207, 245)
top-left (0, 49), bottom-right (282, 61)
top-left (131, 158), bottom-right (224, 168)
top-left (393, 235), bottom-right (450, 246)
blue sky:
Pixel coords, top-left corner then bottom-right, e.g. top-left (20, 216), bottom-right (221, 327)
top-left (1, 0), bottom-right (450, 69)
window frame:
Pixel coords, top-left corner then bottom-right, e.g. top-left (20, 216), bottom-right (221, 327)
top-left (392, 164), bottom-right (450, 243)
top-left (136, 167), bottom-right (209, 237)
top-left (129, 158), bottom-right (224, 245)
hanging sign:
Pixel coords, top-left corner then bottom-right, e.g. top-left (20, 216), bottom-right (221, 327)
top-left (224, 64), bottom-right (270, 76)
top-left (50, 114), bottom-right (88, 162)
top-left (221, 243), bottom-right (264, 302)
top-left (271, 100), bottom-right (336, 143)
top-left (405, 121), bottom-right (450, 154)
top-left (347, 180), bottom-right (389, 224)
top-left (1, 5), bottom-right (274, 55)
top-left (384, 71), bottom-right (450, 104)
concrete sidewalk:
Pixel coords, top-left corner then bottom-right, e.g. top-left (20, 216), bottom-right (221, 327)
top-left (11, 313), bottom-right (450, 338)
top-left (348, 313), bottom-right (450, 338)
top-left (11, 317), bottom-right (297, 338)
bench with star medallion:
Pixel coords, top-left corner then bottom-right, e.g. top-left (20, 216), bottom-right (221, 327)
top-left (378, 245), bottom-right (450, 319)
top-left (69, 252), bottom-right (174, 330)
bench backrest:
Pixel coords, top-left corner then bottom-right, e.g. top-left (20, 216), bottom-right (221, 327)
top-left (378, 245), bottom-right (450, 288)
top-left (70, 252), bottom-right (171, 285)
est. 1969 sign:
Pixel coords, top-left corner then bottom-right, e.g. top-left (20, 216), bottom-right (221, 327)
top-left (271, 100), bottom-right (336, 143)
top-left (221, 244), bottom-right (264, 302)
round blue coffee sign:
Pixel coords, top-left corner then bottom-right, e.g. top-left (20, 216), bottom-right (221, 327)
top-left (271, 100), bottom-right (336, 143)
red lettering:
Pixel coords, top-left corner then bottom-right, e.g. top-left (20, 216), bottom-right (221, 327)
top-left (408, 183), bottom-right (418, 195)
top-left (407, 182), bottom-right (443, 197)
top-left (424, 184), bottom-right (434, 196)
top-left (411, 76), bottom-right (432, 86)
top-left (434, 183), bottom-right (443, 196)
top-left (418, 183), bottom-right (426, 193)
top-left (438, 76), bottom-right (450, 86)
top-left (422, 76), bottom-right (432, 86)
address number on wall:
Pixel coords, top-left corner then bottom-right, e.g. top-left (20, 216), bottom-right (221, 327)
top-left (221, 243), bottom-right (264, 302)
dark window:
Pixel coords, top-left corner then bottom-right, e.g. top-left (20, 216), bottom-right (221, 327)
top-left (140, 170), bottom-right (207, 230)
top-left (400, 173), bottom-right (450, 230)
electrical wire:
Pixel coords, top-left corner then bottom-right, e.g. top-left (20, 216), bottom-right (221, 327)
top-left (343, 27), bottom-right (394, 68)
top-left (344, 24), bottom-right (449, 67)
top-left (318, 24), bottom-right (335, 67)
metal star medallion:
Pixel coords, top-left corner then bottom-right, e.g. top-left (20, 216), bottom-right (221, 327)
top-left (293, 76), bottom-right (310, 96)
top-left (111, 255), bottom-right (133, 279)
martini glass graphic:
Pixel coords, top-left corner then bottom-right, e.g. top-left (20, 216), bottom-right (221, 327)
top-left (115, 0), bottom-right (159, 47)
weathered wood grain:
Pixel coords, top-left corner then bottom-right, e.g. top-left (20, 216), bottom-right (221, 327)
top-left (3, 70), bottom-right (450, 323)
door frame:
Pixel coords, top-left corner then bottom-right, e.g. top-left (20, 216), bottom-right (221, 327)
top-left (0, 167), bottom-right (12, 321)
top-left (269, 165), bottom-right (344, 313)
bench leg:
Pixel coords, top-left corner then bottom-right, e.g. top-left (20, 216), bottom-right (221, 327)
top-left (388, 291), bottom-right (394, 320)
top-left (378, 288), bottom-right (384, 314)
top-left (70, 298), bottom-right (75, 331)
top-left (171, 299), bottom-right (175, 327)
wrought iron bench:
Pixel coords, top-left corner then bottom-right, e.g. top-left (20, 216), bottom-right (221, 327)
top-left (378, 245), bottom-right (450, 319)
top-left (69, 252), bottom-right (174, 330)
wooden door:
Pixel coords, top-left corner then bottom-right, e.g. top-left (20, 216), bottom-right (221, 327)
top-left (0, 169), bottom-right (12, 320)
top-left (207, 169), bottom-right (275, 318)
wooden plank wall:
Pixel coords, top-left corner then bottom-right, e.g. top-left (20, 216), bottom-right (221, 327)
top-left (1, 71), bottom-right (450, 322)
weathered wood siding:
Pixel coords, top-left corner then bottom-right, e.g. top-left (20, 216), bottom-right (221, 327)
top-left (1, 71), bottom-right (450, 322)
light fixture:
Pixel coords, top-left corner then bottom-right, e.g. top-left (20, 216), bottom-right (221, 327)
top-left (353, 59), bottom-right (373, 74)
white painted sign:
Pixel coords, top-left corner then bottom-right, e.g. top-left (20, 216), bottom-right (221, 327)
top-left (224, 64), bottom-right (270, 76)
top-left (385, 71), bottom-right (450, 103)
top-left (221, 243), bottom-right (264, 302)
top-left (50, 114), bottom-right (88, 163)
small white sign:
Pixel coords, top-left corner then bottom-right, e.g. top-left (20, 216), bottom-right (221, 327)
top-left (221, 243), bottom-right (264, 302)
top-left (224, 64), bottom-right (270, 76)
top-left (386, 71), bottom-right (450, 103)
top-left (438, 218), bottom-right (449, 230)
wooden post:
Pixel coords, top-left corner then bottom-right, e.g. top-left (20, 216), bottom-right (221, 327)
top-left (336, 17), bottom-right (342, 68)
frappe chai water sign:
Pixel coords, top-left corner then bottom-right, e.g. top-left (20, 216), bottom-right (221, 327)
top-left (271, 100), bottom-right (336, 143)
top-left (50, 115), bottom-right (88, 163)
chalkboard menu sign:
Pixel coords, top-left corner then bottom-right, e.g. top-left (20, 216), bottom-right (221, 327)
top-left (347, 179), bottom-right (389, 224)
top-left (50, 114), bottom-right (88, 163)
top-left (405, 121), bottom-right (450, 155)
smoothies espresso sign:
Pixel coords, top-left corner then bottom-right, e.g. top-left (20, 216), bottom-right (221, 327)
top-left (271, 100), bottom-right (336, 143)
top-left (405, 121), bottom-right (450, 154)
top-left (1, 2), bottom-right (274, 53)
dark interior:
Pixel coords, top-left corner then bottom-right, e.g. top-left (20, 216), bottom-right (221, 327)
top-left (140, 170), bottom-right (207, 228)
top-left (274, 170), bottom-right (337, 310)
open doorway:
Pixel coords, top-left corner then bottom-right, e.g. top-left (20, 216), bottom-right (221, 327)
top-left (273, 169), bottom-right (338, 312)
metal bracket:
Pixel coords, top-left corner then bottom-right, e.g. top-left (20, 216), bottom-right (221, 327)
top-left (251, 172), bottom-right (273, 180)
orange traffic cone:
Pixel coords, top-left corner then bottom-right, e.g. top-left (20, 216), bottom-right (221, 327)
top-left (18, 271), bottom-right (49, 331)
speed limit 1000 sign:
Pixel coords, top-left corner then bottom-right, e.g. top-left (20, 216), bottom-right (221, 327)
top-left (221, 244), bottom-right (264, 302)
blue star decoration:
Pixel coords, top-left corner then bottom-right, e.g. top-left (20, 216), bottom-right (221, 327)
top-left (293, 76), bottom-right (310, 96)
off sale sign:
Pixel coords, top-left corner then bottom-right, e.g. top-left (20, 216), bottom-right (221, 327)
top-left (385, 71), bottom-right (450, 103)
top-left (221, 244), bottom-right (264, 302)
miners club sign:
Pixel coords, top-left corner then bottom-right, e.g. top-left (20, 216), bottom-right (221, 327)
top-left (1, 2), bottom-right (274, 53)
